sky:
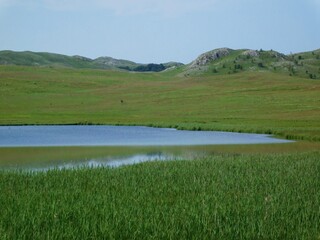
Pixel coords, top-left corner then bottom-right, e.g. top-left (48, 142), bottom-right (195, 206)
top-left (0, 0), bottom-right (319, 64)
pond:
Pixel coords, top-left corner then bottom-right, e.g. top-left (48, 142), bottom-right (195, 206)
top-left (0, 125), bottom-right (290, 147)
top-left (0, 125), bottom-right (292, 171)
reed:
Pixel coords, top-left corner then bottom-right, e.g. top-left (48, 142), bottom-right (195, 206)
top-left (0, 152), bottom-right (319, 239)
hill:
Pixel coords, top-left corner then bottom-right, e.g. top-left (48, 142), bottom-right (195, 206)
top-left (0, 48), bottom-right (320, 79)
top-left (0, 47), bottom-right (319, 140)
top-left (0, 50), bottom-right (183, 72)
top-left (181, 48), bottom-right (320, 79)
top-left (1, 48), bottom-right (319, 78)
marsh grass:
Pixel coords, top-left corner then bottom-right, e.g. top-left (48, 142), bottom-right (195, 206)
top-left (0, 152), bottom-right (319, 239)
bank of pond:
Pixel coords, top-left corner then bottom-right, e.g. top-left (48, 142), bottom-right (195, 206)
top-left (0, 125), bottom-right (319, 238)
top-left (0, 125), bottom-right (293, 171)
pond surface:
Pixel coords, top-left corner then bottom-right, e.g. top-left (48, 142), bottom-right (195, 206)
top-left (0, 125), bottom-right (293, 171)
top-left (0, 125), bottom-right (290, 147)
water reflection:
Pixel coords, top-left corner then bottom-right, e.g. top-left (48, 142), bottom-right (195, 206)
top-left (0, 143), bottom-right (296, 172)
top-left (28, 152), bottom-right (182, 172)
top-left (0, 146), bottom-right (193, 171)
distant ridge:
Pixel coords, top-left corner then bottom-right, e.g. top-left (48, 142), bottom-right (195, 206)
top-left (0, 48), bottom-right (319, 78)
top-left (0, 50), bottom-right (184, 72)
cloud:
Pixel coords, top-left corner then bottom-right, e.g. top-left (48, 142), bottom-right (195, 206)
top-left (1, 0), bottom-right (219, 16)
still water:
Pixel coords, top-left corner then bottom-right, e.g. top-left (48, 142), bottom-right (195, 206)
top-left (0, 125), bottom-right (290, 147)
top-left (0, 125), bottom-right (292, 171)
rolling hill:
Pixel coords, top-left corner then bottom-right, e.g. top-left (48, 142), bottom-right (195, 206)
top-left (0, 50), bottom-right (183, 72)
top-left (1, 48), bottom-right (319, 78)
top-left (181, 48), bottom-right (320, 79)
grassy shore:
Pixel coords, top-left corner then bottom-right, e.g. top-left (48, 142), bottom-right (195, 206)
top-left (0, 152), bottom-right (319, 239)
top-left (0, 141), bottom-right (319, 168)
top-left (0, 66), bottom-right (319, 141)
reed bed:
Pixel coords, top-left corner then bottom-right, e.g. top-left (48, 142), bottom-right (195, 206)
top-left (0, 152), bottom-right (319, 239)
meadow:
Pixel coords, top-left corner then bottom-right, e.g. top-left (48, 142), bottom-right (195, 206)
top-left (0, 65), bottom-right (319, 239)
top-left (0, 65), bottom-right (319, 141)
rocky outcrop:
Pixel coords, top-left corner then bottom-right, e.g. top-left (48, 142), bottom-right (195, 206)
top-left (190, 48), bottom-right (232, 67)
top-left (72, 55), bottom-right (92, 62)
top-left (268, 51), bottom-right (288, 61)
top-left (241, 50), bottom-right (259, 57)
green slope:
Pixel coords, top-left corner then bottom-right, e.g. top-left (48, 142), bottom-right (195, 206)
top-left (0, 50), bottom-right (183, 72)
top-left (0, 65), bottom-right (319, 141)
top-left (0, 51), bottom-right (97, 69)
top-left (1, 48), bottom-right (319, 77)
top-left (180, 48), bottom-right (320, 79)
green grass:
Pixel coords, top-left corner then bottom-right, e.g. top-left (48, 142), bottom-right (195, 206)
top-left (0, 50), bottom-right (183, 72)
top-left (0, 65), bottom-right (318, 150)
top-left (1, 65), bottom-right (319, 141)
top-left (0, 152), bottom-right (319, 239)
top-left (0, 63), bottom-right (320, 239)
top-left (0, 51), bottom-right (100, 69)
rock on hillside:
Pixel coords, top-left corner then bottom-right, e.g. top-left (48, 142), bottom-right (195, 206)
top-left (190, 48), bottom-right (232, 67)
top-left (241, 50), bottom-right (259, 57)
top-left (72, 55), bottom-right (93, 62)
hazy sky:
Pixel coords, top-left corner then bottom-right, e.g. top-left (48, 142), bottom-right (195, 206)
top-left (0, 0), bottom-right (319, 63)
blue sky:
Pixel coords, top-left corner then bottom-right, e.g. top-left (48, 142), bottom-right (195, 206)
top-left (0, 0), bottom-right (319, 63)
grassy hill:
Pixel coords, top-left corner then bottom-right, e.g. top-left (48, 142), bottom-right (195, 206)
top-left (0, 50), bottom-right (183, 72)
top-left (0, 47), bottom-right (319, 141)
top-left (181, 48), bottom-right (320, 79)
top-left (1, 48), bottom-right (319, 77)
top-left (0, 51), bottom-right (97, 69)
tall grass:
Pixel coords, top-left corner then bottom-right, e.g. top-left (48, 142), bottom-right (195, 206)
top-left (0, 152), bottom-right (319, 239)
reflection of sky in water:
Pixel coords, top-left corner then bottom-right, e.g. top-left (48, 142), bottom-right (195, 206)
top-left (0, 125), bottom-right (294, 172)
top-left (26, 153), bottom-right (183, 172)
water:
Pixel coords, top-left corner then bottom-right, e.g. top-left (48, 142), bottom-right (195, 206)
top-left (21, 152), bottom-right (182, 172)
top-left (0, 125), bottom-right (293, 171)
top-left (0, 125), bottom-right (290, 147)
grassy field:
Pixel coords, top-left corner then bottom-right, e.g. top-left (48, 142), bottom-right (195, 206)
top-left (0, 64), bottom-right (319, 238)
top-left (0, 65), bottom-right (319, 141)
top-left (0, 152), bottom-right (319, 239)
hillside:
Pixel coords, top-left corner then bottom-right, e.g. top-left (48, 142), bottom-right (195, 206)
top-left (0, 65), bottom-right (319, 141)
top-left (0, 50), bottom-right (183, 72)
top-left (0, 47), bottom-right (319, 140)
top-left (1, 48), bottom-right (319, 77)
top-left (181, 48), bottom-right (320, 79)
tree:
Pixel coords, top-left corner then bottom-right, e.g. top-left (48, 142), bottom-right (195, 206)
top-left (234, 64), bottom-right (243, 70)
